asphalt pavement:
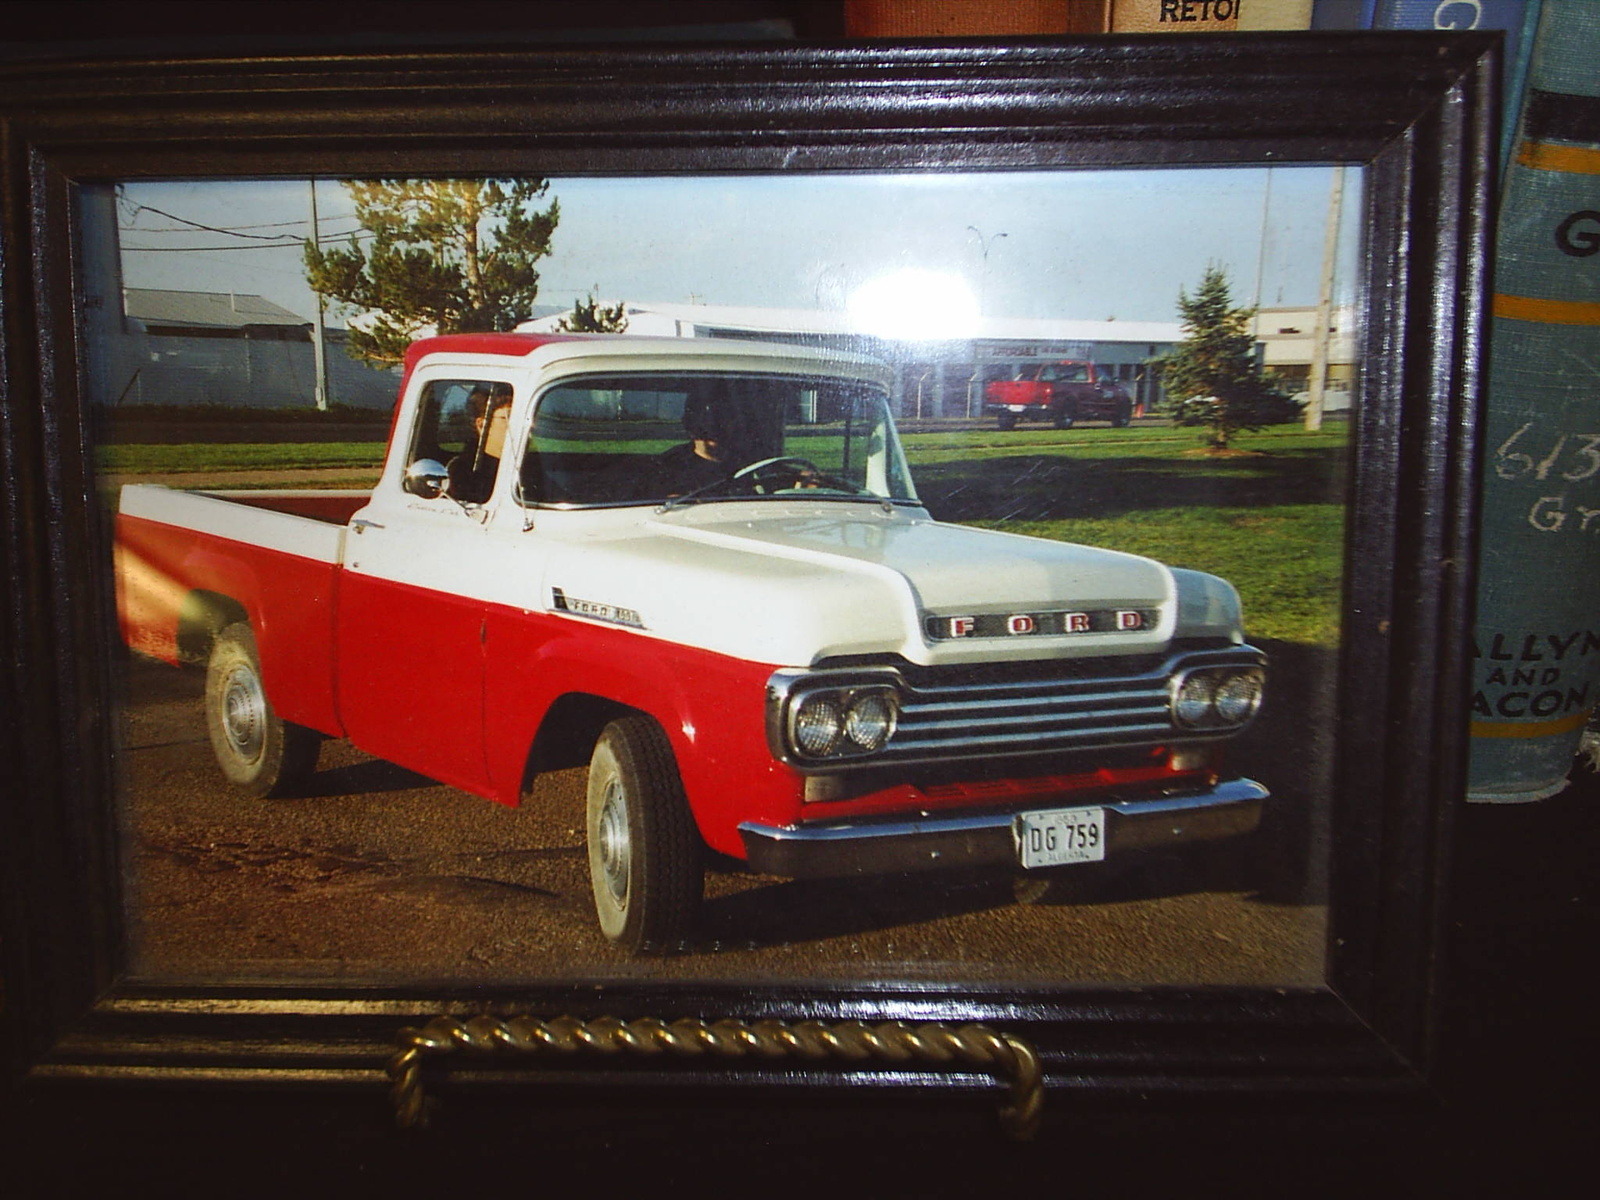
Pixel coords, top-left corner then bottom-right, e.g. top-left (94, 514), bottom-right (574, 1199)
top-left (116, 651), bottom-right (1326, 989)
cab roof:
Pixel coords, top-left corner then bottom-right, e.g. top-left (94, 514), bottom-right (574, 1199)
top-left (400, 331), bottom-right (888, 385)
top-left (402, 332), bottom-right (595, 372)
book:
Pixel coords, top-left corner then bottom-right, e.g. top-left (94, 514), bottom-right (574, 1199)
top-left (1310, 1), bottom-right (1378, 25)
top-left (1317, 2), bottom-right (1545, 170)
top-left (1467, 0), bottom-right (1600, 801)
top-left (842, 1), bottom-right (1108, 36)
top-left (844, 2), bottom-right (1315, 40)
top-left (1108, 0), bottom-right (1313, 30)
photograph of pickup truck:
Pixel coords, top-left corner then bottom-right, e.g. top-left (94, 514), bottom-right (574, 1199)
top-left (93, 166), bottom-right (1358, 985)
top-left (984, 360), bottom-right (1135, 430)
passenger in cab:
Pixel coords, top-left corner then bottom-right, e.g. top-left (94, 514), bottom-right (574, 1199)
top-left (448, 383), bottom-right (513, 503)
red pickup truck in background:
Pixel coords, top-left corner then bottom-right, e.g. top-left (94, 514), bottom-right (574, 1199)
top-left (984, 360), bottom-right (1135, 430)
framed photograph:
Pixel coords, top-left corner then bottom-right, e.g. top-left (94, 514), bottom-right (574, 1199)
top-left (0, 30), bottom-right (1493, 1138)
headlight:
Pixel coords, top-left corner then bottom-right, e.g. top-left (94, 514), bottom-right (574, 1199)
top-left (1171, 666), bottom-right (1264, 730)
top-left (843, 691), bottom-right (896, 752)
top-left (794, 694), bottom-right (845, 756)
top-left (1214, 671), bottom-right (1264, 724)
top-left (1174, 675), bottom-right (1217, 727)
top-left (776, 680), bottom-right (901, 763)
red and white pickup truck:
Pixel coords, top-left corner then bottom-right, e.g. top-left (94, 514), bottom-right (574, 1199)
top-left (116, 333), bottom-right (1268, 952)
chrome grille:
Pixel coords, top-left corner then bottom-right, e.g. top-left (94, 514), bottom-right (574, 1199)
top-left (880, 648), bottom-right (1263, 765)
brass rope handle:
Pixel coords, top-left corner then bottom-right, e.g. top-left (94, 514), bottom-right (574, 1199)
top-left (389, 1015), bottom-right (1043, 1140)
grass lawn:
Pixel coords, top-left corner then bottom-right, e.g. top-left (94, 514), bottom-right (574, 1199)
top-left (99, 422), bottom-right (1349, 646)
top-left (98, 441), bottom-right (388, 474)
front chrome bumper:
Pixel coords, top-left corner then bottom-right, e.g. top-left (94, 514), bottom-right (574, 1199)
top-left (737, 777), bottom-right (1268, 879)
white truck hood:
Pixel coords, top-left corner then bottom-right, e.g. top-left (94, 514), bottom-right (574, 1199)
top-left (537, 501), bottom-right (1180, 668)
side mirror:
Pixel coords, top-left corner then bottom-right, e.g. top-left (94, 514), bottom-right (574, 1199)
top-left (403, 458), bottom-right (450, 499)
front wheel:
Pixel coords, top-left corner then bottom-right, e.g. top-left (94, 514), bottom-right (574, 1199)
top-left (586, 716), bottom-right (704, 953)
top-left (1051, 407), bottom-right (1075, 429)
top-left (995, 411), bottom-right (1019, 431)
top-left (1110, 403), bottom-right (1133, 428)
top-left (204, 622), bottom-right (320, 798)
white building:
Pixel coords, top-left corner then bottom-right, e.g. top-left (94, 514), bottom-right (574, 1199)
top-left (523, 300), bottom-right (1183, 418)
top-left (523, 299), bottom-right (1354, 418)
top-left (1251, 305), bottom-right (1358, 412)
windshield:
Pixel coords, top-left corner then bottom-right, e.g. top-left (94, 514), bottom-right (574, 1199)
top-left (518, 371), bottom-right (918, 508)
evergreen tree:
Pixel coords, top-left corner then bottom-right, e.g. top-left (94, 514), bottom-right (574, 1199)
top-left (304, 179), bottom-right (559, 365)
top-left (1161, 266), bottom-right (1298, 451)
top-left (554, 290), bottom-right (629, 333)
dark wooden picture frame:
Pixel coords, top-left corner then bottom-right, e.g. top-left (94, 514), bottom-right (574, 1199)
top-left (0, 30), bottom-right (1492, 1139)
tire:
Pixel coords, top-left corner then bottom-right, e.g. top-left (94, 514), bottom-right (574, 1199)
top-left (203, 622), bottom-right (320, 798)
top-left (995, 411), bottom-right (1019, 431)
top-left (1110, 403), bottom-right (1133, 428)
top-left (586, 715), bottom-right (704, 954)
top-left (1051, 407), bottom-right (1075, 430)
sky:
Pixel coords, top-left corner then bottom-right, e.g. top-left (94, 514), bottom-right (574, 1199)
top-left (113, 166), bottom-right (1365, 332)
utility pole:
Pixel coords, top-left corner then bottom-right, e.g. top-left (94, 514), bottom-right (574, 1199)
top-left (1305, 167), bottom-right (1344, 433)
top-left (1251, 167), bottom-right (1273, 310)
top-left (309, 180), bottom-right (330, 412)
top-left (965, 226), bottom-right (1007, 418)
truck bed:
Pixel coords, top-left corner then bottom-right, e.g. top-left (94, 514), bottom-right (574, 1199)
top-left (192, 488), bottom-right (371, 525)
top-left (116, 484), bottom-right (360, 734)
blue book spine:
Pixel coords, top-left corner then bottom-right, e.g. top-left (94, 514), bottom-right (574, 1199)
top-left (1310, 1), bottom-right (1380, 28)
top-left (1467, 0), bottom-right (1600, 801)
top-left (1356, 2), bottom-right (1544, 168)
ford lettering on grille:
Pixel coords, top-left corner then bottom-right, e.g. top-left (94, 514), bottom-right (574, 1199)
top-left (926, 608), bottom-right (1155, 640)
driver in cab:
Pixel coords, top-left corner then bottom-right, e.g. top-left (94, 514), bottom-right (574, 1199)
top-left (653, 386), bottom-right (819, 500)
top-left (654, 390), bottom-right (738, 496)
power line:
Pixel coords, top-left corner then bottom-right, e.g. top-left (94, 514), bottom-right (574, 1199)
top-left (127, 220), bottom-right (326, 235)
top-left (123, 202), bottom-right (366, 242)
top-left (121, 230), bottom-right (372, 253)
top-left (127, 202), bottom-right (305, 242)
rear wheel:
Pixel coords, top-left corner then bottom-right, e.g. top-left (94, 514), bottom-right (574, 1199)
top-left (1051, 406), bottom-right (1075, 429)
top-left (1110, 402), bottom-right (1133, 428)
top-left (586, 715), bottom-right (704, 953)
top-left (995, 411), bottom-right (1019, 431)
top-left (203, 622), bottom-right (320, 798)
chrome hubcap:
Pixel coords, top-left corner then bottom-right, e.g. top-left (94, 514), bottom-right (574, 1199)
top-left (220, 665), bottom-right (266, 761)
top-left (596, 779), bottom-right (631, 906)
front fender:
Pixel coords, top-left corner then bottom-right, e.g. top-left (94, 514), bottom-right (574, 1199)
top-left (482, 608), bottom-right (801, 855)
top-left (1171, 568), bottom-right (1247, 643)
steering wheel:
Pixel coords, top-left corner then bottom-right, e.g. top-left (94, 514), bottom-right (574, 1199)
top-left (732, 455), bottom-right (855, 495)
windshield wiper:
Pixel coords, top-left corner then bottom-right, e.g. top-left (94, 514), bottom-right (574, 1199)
top-left (656, 474), bottom-right (738, 513)
top-left (659, 457), bottom-right (878, 514)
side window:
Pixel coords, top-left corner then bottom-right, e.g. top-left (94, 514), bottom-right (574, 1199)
top-left (407, 378), bottom-right (516, 503)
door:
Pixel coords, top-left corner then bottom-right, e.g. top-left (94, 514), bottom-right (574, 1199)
top-left (334, 374), bottom-right (519, 796)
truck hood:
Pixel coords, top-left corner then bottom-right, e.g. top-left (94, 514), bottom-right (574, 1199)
top-left (539, 502), bottom-right (1184, 667)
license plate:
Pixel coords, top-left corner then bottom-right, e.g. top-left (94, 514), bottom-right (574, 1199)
top-left (1014, 807), bottom-right (1106, 869)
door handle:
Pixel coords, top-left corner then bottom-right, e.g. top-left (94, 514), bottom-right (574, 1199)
top-left (351, 518), bottom-right (386, 533)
